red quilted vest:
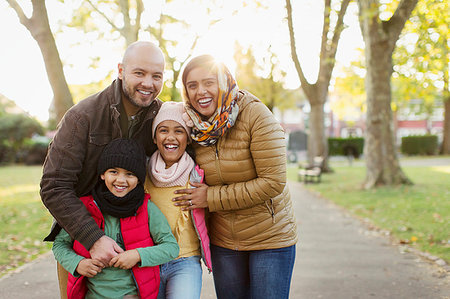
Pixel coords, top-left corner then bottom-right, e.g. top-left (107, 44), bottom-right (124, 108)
top-left (67, 194), bottom-right (160, 299)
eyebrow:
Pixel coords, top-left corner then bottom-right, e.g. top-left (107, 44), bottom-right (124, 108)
top-left (186, 76), bottom-right (217, 84)
top-left (158, 124), bottom-right (185, 129)
top-left (131, 67), bottom-right (163, 75)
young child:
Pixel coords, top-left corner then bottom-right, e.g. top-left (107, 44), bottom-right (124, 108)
top-left (144, 101), bottom-right (211, 299)
top-left (52, 138), bottom-right (179, 299)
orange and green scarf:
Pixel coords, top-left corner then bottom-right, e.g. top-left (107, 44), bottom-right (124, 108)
top-left (184, 64), bottom-right (240, 146)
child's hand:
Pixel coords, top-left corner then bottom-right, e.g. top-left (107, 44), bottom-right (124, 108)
top-left (76, 258), bottom-right (103, 277)
top-left (109, 249), bottom-right (141, 269)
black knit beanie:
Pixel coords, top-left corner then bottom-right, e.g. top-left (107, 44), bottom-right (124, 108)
top-left (97, 139), bottom-right (146, 183)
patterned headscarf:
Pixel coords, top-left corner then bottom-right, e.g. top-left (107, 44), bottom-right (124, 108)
top-left (182, 55), bottom-right (240, 147)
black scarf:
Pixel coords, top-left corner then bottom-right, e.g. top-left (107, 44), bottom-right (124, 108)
top-left (92, 182), bottom-right (145, 218)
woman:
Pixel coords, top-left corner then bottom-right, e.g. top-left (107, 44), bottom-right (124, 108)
top-left (144, 101), bottom-right (212, 299)
top-left (173, 55), bottom-right (298, 299)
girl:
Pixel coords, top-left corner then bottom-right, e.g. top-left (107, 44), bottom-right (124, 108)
top-left (144, 101), bottom-right (212, 299)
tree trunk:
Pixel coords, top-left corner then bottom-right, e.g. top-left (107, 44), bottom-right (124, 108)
top-left (7, 0), bottom-right (73, 124)
top-left (358, 0), bottom-right (416, 188)
top-left (442, 98), bottom-right (450, 154)
top-left (308, 101), bottom-right (327, 164)
top-left (441, 43), bottom-right (450, 154)
top-left (363, 44), bottom-right (411, 187)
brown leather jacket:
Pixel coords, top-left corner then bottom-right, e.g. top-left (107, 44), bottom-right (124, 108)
top-left (193, 90), bottom-right (298, 251)
top-left (40, 79), bottom-right (162, 249)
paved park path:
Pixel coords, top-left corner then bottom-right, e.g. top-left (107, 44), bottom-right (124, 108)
top-left (0, 181), bottom-right (448, 299)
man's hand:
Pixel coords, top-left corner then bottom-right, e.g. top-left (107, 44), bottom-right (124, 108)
top-left (76, 259), bottom-right (103, 277)
top-left (89, 236), bottom-right (124, 267)
top-left (110, 249), bottom-right (141, 270)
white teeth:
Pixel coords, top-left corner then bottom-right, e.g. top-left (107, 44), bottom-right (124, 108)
top-left (165, 145), bottom-right (178, 149)
top-left (199, 98), bottom-right (212, 104)
top-left (115, 186), bottom-right (126, 190)
top-left (138, 90), bottom-right (151, 95)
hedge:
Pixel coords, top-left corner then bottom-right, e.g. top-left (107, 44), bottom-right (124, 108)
top-left (328, 137), bottom-right (364, 158)
top-left (401, 135), bottom-right (438, 155)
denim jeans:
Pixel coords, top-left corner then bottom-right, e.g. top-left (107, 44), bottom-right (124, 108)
top-left (157, 256), bottom-right (202, 299)
top-left (211, 244), bottom-right (296, 299)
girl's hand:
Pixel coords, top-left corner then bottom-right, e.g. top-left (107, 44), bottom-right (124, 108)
top-left (109, 249), bottom-right (140, 269)
top-left (173, 182), bottom-right (208, 210)
top-left (76, 258), bottom-right (103, 277)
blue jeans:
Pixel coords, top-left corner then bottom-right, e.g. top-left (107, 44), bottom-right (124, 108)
top-left (157, 256), bottom-right (202, 299)
top-left (211, 244), bottom-right (296, 299)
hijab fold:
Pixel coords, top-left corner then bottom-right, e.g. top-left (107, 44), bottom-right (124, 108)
top-left (184, 61), bottom-right (240, 146)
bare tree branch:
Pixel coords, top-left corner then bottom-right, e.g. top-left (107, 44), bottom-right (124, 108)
top-left (385, 0), bottom-right (418, 52)
top-left (6, 0), bottom-right (30, 27)
top-left (285, 0), bottom-right (311, 92)
top-left (85, 0), bottom-right (121, 32)
top-left (319, 0), bottom-right (332, 64)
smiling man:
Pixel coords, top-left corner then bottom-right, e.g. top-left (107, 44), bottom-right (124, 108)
top-left (40, 41), bottom-right (165, 298)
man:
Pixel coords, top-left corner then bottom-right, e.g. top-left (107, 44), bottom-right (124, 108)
top-left (40, 41), bottom-right (165, 297)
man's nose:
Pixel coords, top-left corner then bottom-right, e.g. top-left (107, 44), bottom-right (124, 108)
top-left (141, 75), bottom-right (154, 87)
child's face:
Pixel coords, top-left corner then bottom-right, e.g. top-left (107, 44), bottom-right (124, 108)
top-left (100, 167), bottom-right (138, 197)
top-left (154, 120), bottom-right (189, 168)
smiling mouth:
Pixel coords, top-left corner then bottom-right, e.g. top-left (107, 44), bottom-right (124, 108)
top-left (198, 97), bottom-right (212, 107)
top-left (164, 144), bottom-right (179, 151)
top-left (114, 185), bottom-right (127, 190)
top-left (138, 89), bottom-right (152, 96)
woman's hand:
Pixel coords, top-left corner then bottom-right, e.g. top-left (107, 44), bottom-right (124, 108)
top-left (173, 182), bottom-right (208, 210)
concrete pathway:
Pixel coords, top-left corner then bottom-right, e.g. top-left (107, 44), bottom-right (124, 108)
top-left (0, 182), bottom-right (448, 298)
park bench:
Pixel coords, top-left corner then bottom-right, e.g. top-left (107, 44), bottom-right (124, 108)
top-left (297, 156), bottom-right (324, 183)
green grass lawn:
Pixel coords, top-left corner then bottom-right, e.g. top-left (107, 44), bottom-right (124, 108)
top-left (0, 165), bottom-right (53, 277)
top-left (288, 160), bottom-right (450, 263)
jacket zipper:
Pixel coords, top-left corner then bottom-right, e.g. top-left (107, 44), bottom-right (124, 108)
top-left (214, 143), bottom-right (225, 183)
top-left (265, 199), bottom-right (276, 223)
top-left (191, 209), bottom-right (212, 273)
top-left (119, 221), bottom-right (141, 296)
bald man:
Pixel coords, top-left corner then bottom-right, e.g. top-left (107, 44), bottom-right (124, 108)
top-left (40, 42), bottom-right (165, 297)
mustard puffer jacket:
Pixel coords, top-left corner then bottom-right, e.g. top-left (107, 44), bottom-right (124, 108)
top-left (193, 90), bottom-right (298, 251)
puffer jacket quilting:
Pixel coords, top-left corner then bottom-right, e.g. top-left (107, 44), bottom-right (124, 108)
top-left (193, 90), bottom-right (298, 251)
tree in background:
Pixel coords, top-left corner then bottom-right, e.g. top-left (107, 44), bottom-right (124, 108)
top-left (357, 0), bottom-right (417, 189)
top-left (67, 0), bottom-right (224, 102)
top-left (286, 0), bottom-right (351, 168)
top-left (393, 0), bottom-right (449, 154)
top-left (233, 43), bottom-right (301, 113)
top-left (6, 0), bottom-right (73, 124)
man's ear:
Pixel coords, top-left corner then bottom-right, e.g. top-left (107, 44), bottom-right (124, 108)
top-left (118, 63), bottom-right (124, 80)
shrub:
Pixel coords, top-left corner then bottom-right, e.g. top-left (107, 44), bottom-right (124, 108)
top-left (328, 137), bottom-right (364, 158)
top-left (16, 136), bottom-right (50, 165)
top-left (401, 135), bottom-right (438, 155)
top-left (0, 113), bottom-right (45, 164)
